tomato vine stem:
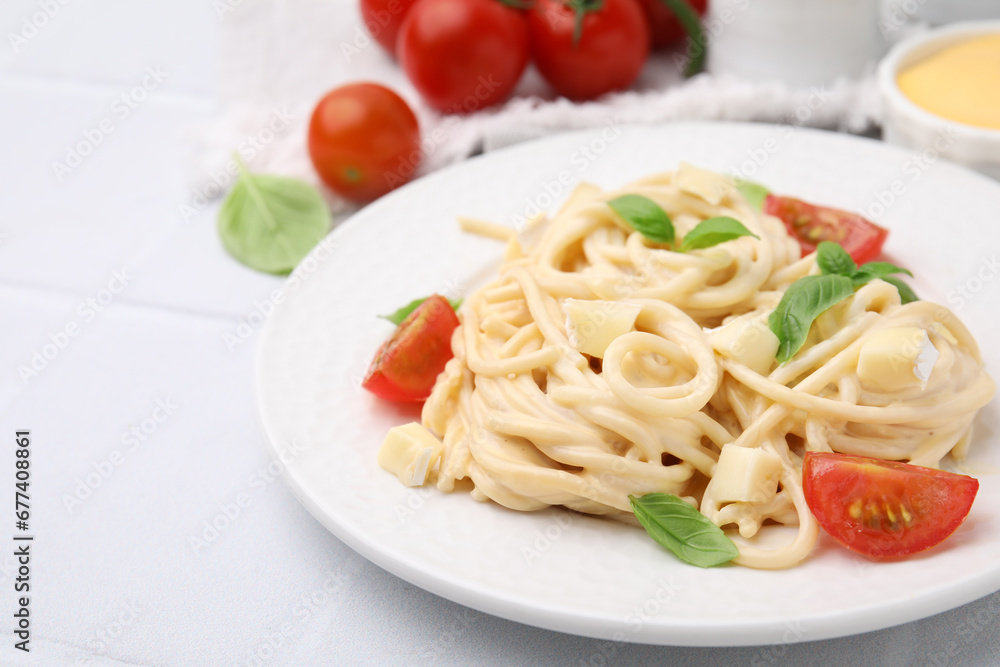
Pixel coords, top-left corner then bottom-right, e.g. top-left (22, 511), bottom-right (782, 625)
top-left (654, 0), bottom-right (705, 76)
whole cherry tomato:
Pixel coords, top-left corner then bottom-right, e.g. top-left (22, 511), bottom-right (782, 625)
top-left (527, 0), bottom-right (650, 101)
top-left (397, 0), bottom-right (530, 113)
top-left (359, 0), bottom-right (420, 57)
top-left (307, 83), bottom-right (421, 203)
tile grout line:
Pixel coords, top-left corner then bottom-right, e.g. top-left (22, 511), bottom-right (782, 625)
top-left (0, 278), bottom-right (249, 325)
top-left (0, 71), bottom-right (217, 110)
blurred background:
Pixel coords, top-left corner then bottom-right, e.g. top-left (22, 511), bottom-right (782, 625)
top-left (2, 0), bottom-right (1000, 664)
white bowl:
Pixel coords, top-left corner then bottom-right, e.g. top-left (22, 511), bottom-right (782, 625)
top-left (878, 21), bottom-right (1000, 180)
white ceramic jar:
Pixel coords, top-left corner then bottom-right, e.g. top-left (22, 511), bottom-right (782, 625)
top-left (706, 0), bottom-right (886, 85)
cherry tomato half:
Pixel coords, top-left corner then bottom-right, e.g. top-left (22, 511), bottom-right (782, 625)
top-left (527, 0), bottom-right (650, 101)
top-left (363, 295), bottom-right (460, 402)
top-left (764, 194), bottom-right (889, 265)
top-left (397, 0), bottom-right (529, 113)
top-left (637, 0), bottom-right (707, 49)
top-left (307, 83), bottom-right (421, 203)
top-left (359, 0), bottom-right (421, 57)
top-left (803, 452), bottom-right (979, 559)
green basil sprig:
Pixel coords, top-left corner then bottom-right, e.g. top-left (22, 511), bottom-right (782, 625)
top-left (735, 180), bottom-right (770, 212)
top-left (769, 242), bottom-right (919, 362)
top-left (380, 296), bottom-right (462, 326)
top-left (850, 262), bottom-right (914, 288)
top-left (608, 195), bottom-right (758, 252)
top-left (815, 242), bottom-right (914, 289)
top-left (882, 276), bottom-right (919, 304)
top-left (217, 157), bottom-right (330, 275)
top-left (679, 216), bottom-right (760, 252)
top-left (769, 275), bottom-right (856, 363)
top-left (608, 194), bottom-right (675, 245)
top-left (815, 241), bottom-right (857, 277)
top-left (629, 493), bottom-right (739, 568)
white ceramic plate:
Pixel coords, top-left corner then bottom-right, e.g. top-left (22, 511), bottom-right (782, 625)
top-left (255, 123), bottom-right (1000, 646)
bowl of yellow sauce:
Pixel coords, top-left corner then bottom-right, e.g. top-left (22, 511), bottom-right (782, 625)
top-left (879, 21), bottom-right (1000, 180)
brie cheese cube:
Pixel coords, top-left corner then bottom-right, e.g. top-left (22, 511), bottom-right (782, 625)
top-left (675, 162), bottom-right (731, 206)
top-left (565, 299), bottom-right (642, 359)
top-left (930, 322), bottom-right (958, 346)
top-left (556, 182), bottom-right (602, 217)
top-left (709, 446), bottom-right (783, 504)
top-left (377, 422), bottom-right (444, 486)
top-left (710, 316), bottom-right (780, 375)
top-left (857, 327), bottom-right (939, 392)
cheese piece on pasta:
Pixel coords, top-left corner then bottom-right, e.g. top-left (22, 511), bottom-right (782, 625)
top-left (675, 162), bottom-right (731, 206)
top-left (709, 446), bottom-right (783, 504)
top-left (930, 322), bottom-right (958, 346)
top-left (857, 327), bottom-right (939, 392)
top-left (557, 182), bottom-right (602, 215)
top-left (710, 316), bottom-right (780, 375)
top-left (377, 422), bottom-right (443, 486)
top-left (565, 299), bottom-right (642, 358)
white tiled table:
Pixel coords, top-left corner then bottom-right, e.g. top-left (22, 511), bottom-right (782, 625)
top-left (2, 2), bottom-right (998, 665)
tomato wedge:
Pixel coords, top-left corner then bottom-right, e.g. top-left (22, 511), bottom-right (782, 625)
top-left (803, 452), bottom-right (979, 558)
top-left (363, 295), bottom-right (460, 402)
top-left (764, 195), bottom-right (889, 265)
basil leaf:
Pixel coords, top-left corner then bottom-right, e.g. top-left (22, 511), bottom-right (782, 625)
top-left (769, 274), bottom-right (855, 363)
top-left (815, 241), bottom-right (857, 277)
top-left (608, 194), bottom-right (675, 245)
top-left (217, 159), bottom-right (330, 275)
top-left (380, 296), bottom-right (461, 325)
top-left (679, 216), bottom-right (760, 252)
top-left (629, 493), bottom-right (739, 568)
top-left (813, 241), bottom-right (915, 302)
top-left (850, 262), bottom-right (913, 287)
top-left (882, 276), bottom-right (920, 304)
top-left (735, 180), bottom-right (770, 212)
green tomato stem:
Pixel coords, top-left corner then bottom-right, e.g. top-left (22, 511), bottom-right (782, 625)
top-left (566, 0), bottom-right (605, 48)
top-left (655, 0), bottom-right (706, 77)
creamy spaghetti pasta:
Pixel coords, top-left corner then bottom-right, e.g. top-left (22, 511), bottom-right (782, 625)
top-left (388, 164), bottom-right (994, 569)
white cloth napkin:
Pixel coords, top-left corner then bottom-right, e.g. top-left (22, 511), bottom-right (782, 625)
top-left (190, 0), bottom-right (883, 219)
